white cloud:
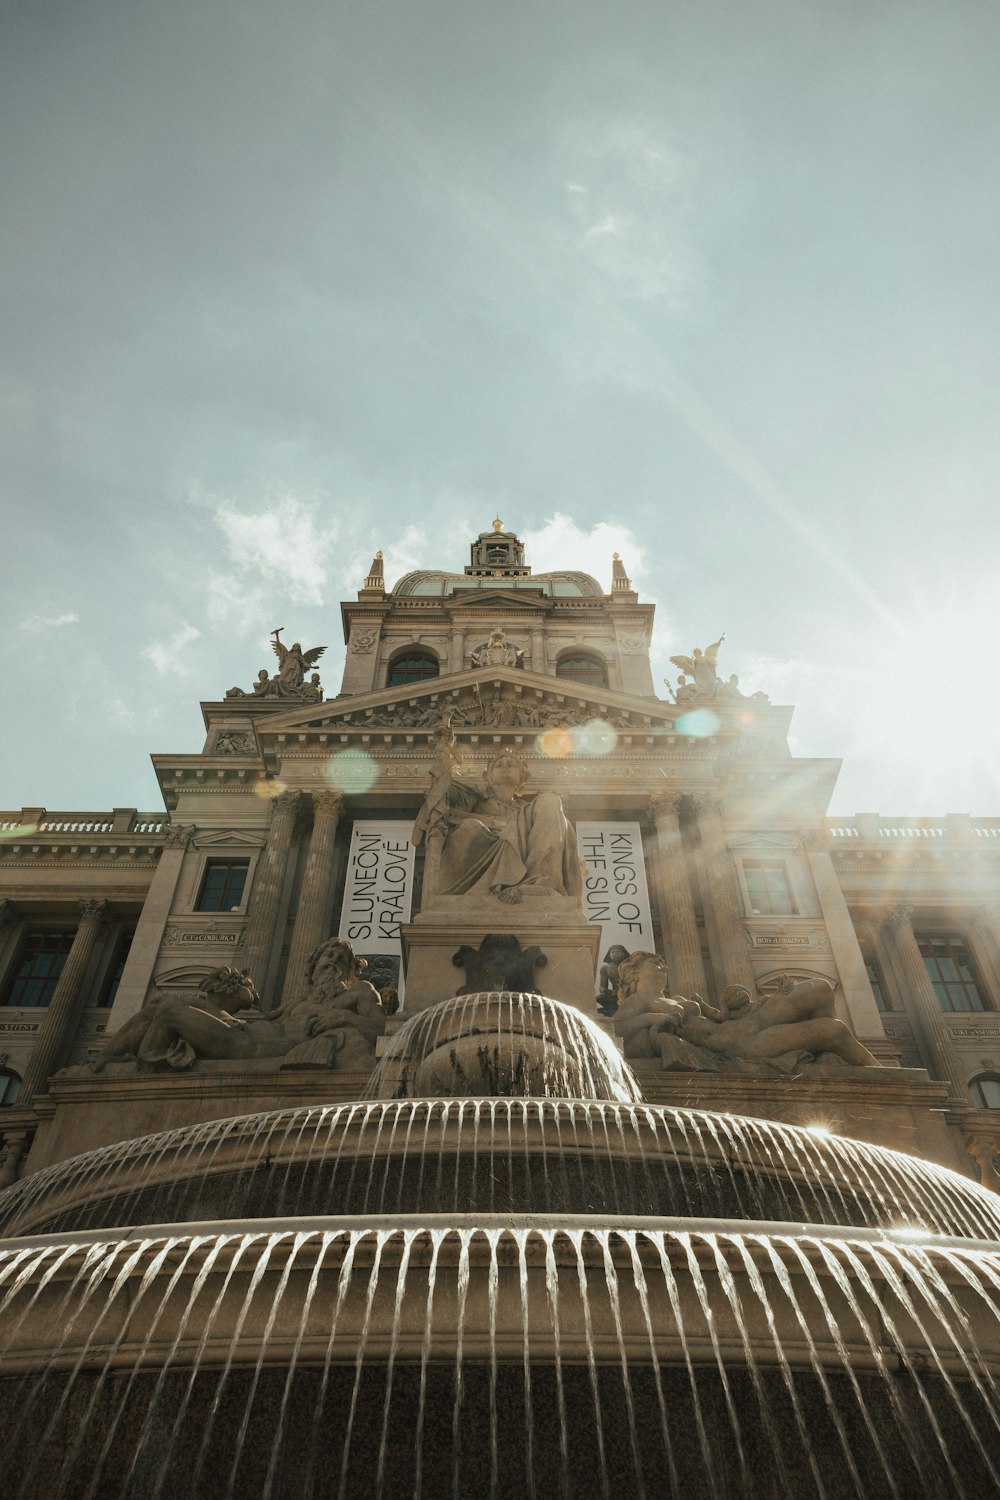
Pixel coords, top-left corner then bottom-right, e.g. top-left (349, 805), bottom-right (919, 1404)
top-left (18, 611), bottom-right (79, 634)
top-left (213, 494), bottom-right (340, 608)
top-left (521, 512), bottom-right (647, 586)
top-left (561, 118), bottom-right (695, 304)
top-left (142, 623), bottom-right (201, 676)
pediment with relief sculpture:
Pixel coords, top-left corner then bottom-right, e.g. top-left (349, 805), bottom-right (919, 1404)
top-left (254, 666), bottom-right (681, 739)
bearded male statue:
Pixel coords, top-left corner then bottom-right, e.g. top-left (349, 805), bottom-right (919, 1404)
top-left (90, 939), bottom-right (387, 1073)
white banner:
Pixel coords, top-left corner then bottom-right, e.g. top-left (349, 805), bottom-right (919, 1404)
top-left (338, 821), bottom-right (416, 1003)
top-left (575, 822), bottom-right (655, 965)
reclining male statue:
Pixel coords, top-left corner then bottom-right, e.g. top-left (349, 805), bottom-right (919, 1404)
top-left (91, 938), bottom-right (387, 1073)
top-left (613, 952), bottom-right (880, 1073)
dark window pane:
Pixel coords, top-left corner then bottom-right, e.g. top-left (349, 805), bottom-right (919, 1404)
top-left (3, 931), bottom-right (75, 1007)
top-left (970, 1077), bottom-right (1000, 1109)
top-left (555, 652), bottom-right (607, 687)
top-left (866, 961), bottom-right (892, 1013)
top-left (743, 861), bottom-right (796, 917)
top-left (197, 860), bottom-right (249, 913)
top-left (0, 1071), bottom-right (21, 1105)
top-left (919, 938), bottom-right (989, 1012)
top-left (387, 652), bottom-right (439, 686)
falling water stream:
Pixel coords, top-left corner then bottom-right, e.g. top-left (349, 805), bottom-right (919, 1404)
top-left (0, 990), bottom-right (998, 1498)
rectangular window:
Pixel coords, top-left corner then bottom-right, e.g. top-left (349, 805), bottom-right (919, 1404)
top-left (2, 931), bottom-right (75, 1007)
top-left (743, 861), bottom-right (796, 916)
top-left (866, 959), bottom-right (892, 1013)
top-left (98, 930), bottom-right (135, 1007)
top-left (197, 859), bottom-right (249, 913)
top-left (919, 937), bottom-right (988, 1012)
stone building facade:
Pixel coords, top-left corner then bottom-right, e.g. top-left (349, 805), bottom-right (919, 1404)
top-left (1, 521), bottom-right (998, 1185)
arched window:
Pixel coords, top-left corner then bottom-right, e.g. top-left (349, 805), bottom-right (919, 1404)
top-left (387, 649), bottom-right (439, 687)
top-left (555, 650), bottom-right (608, 688)
top-left (969, 1075), bottom-right (1000, 1109)
top-left (0, 1069), bottom-right (21, 1106)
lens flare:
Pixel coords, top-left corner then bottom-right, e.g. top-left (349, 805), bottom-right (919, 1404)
top-left (577, 719), bottom-right (618, 756)
top-left (676, 708), bottom-right (721, 738)
top-left (0, 824), bottom-right (37, 840)
top-left (325, 749), bottom-right (379, 794)
top-left (537, 729), bottom-right (573, 759)
top-left (804, 1123), bottom-right (834, 1139)
top-left (254, 778), bottom-right (287, 799)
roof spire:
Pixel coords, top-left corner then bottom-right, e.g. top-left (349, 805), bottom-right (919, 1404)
top-left (363, 550), bottom-right (385, 592)
top-left (492, 516), bottom-right (504, 532)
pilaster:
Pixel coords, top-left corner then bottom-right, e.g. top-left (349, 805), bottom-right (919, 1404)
top-left (648, 794), bottom-right (706, 999)
top-left (239, 792), bottom-right (306, 1006)
top-left (106, 825), bottom-right (193, 1027)
top-left (689, 795), bottom-right (756, 994)
top-left (19, 899), bottom-right (110, 1104)
top-left (280, 790), bottom-right (345, 1003)
top-left (802, 834), bottom-right (887, 1045)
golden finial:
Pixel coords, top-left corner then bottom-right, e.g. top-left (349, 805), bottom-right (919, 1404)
top-left (613, 552), bottom-right (619, 559)
top-left (492, 516), bottom-right (504, 532)
top-left (376, 549), bottom-right (383, 559)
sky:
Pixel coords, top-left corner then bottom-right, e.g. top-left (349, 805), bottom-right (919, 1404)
top-left (2, 0), bottom-right (998, 818)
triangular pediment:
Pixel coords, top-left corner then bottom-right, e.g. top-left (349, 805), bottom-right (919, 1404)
top-left (255, 666), bottom-right (680, 738)
top-left (446, 589), bottom-right (552, 612)
top-left (193, 829), bottom-right (267, 850)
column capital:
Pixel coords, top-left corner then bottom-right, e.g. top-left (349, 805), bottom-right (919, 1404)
top-left (270, 790), bottom-right (306, 819)
top-left (687, 792), bottom-right (723, 817)
top-left (312, 789), bottom-right (345, 822)
top-left (648, 792), bottom-right (686, 820)
top-left (163, 822), bottom-right (196, 849)
top-left (880, 902), bottom-right (916, 933)
top-left (77, 898), bottom-right (110, 925)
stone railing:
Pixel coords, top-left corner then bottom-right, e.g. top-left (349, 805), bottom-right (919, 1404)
top-left (825, 815), bottom-right (1000, 842)
top-left (0, 810), bottom-right (167, 836)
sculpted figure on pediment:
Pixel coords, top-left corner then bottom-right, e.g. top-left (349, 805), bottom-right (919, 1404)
top-left (89, 941), bottom-right (386, 1074)
top-left (413, 748), bottom-right (583, 907)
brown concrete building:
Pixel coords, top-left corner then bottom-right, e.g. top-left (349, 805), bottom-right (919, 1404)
top-left (1, 521), bottom-right (998, 1186)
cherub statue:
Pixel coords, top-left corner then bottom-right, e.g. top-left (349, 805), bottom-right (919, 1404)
top-left (271, 628), bottom-right (327, 696)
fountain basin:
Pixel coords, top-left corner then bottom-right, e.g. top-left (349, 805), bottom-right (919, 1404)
top-left (1, 1215), bottom-right (998, 1498)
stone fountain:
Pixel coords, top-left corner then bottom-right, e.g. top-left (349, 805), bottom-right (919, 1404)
top-left (1, 974), bottom-right (1000, 1499)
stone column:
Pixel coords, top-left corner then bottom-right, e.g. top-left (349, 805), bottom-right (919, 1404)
top-left (529, 628), bottom-right (545, 674)
top-left (280, 790), bottom-right (345, 1004)
top-left (240, 792), bottom-right (305, 1005)
top-left (18, 899), bottom-right (109, 1104)
top-left (648, 795), bottom-right (706, 998)
top-left (449, 626), bottom-right (466, 674)
top-left (877, 904), bottom-right (968, 1101)
top-left (689, 795), bottom-right (756, 994)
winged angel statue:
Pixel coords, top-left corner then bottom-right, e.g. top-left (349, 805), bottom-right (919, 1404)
top-left (270, 628), bottom-right (326, 696)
